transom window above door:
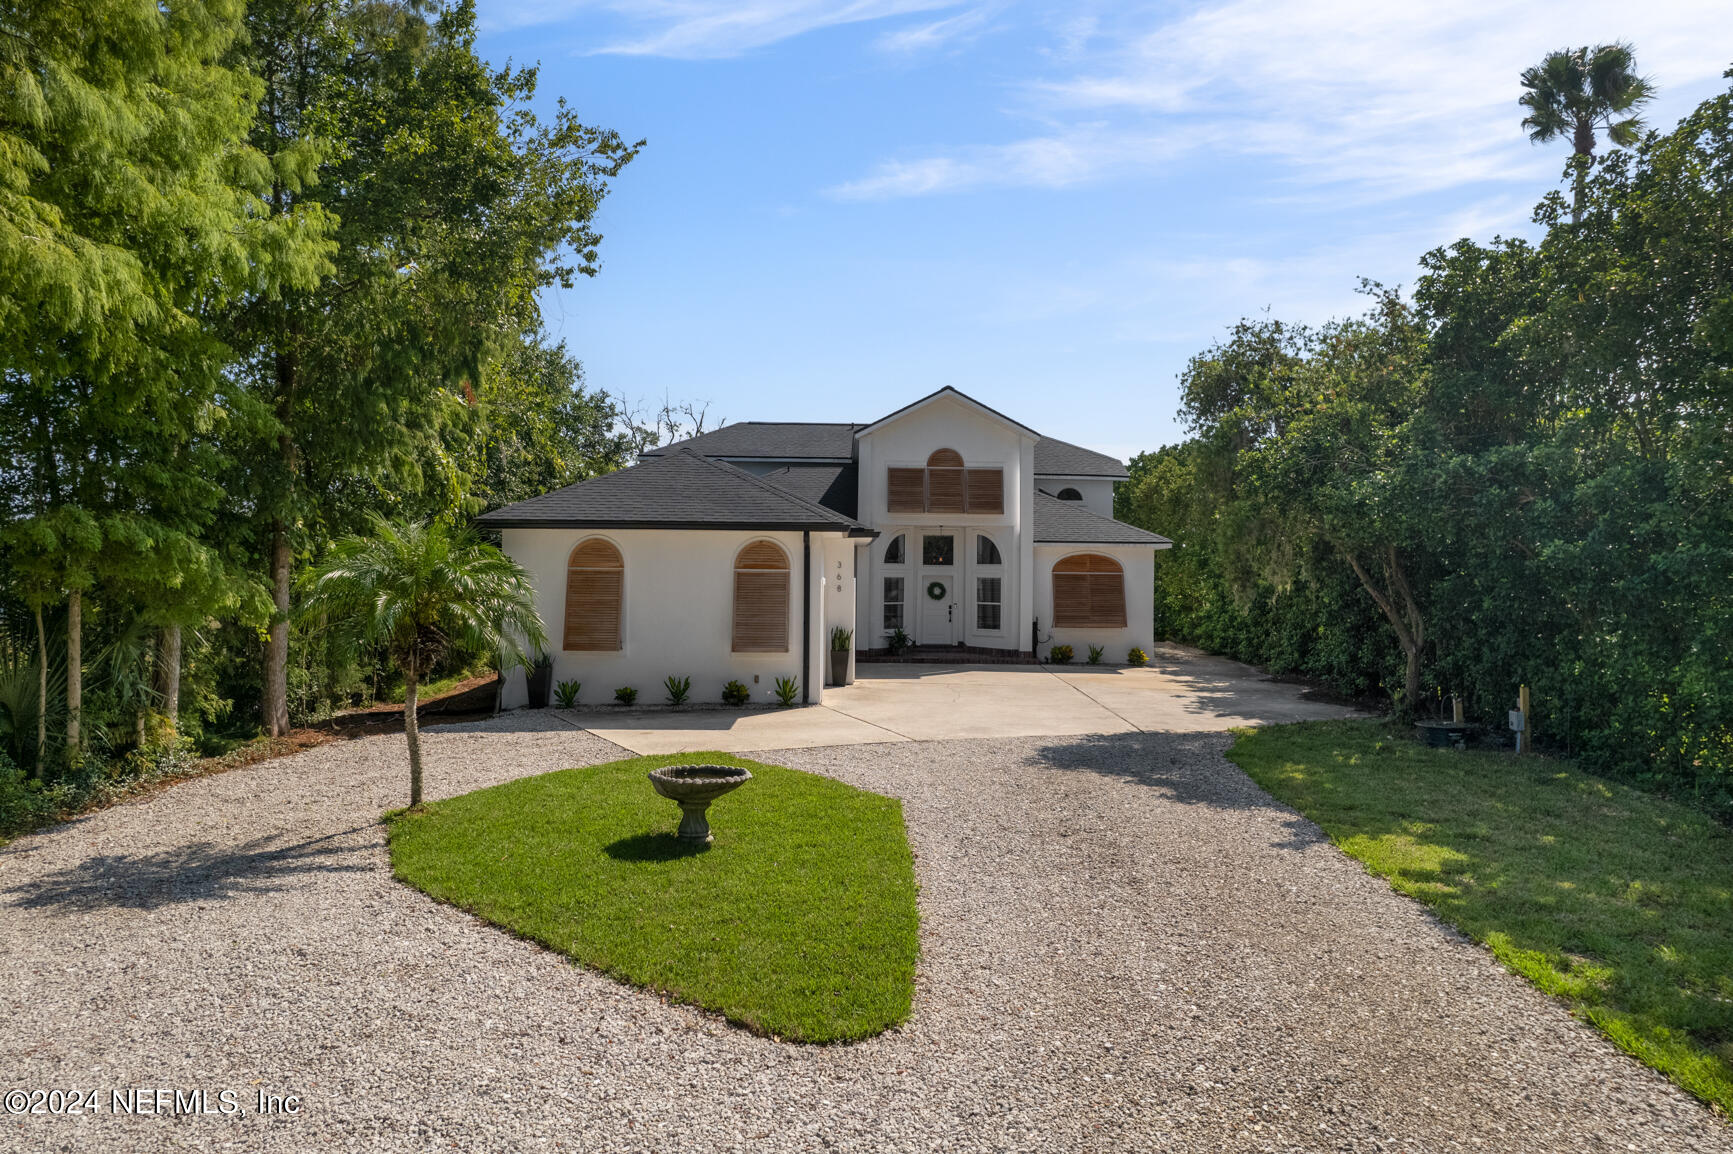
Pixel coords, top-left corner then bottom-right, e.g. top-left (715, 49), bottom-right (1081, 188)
top-left (922, 534), bottom-right (954, 566)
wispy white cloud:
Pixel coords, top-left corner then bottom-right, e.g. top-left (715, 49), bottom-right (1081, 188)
top-left (830, 125), bottom-right (1196, 198)
top-left (488, 0), bottom-right (960, 58)
top-left (874, 4), bottom-right (994, 54)
top-left (833, 0), bottom-right (1733, 201)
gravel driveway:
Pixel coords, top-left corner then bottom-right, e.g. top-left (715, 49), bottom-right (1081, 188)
top-left (2, 715), bottom-right (1726, 1153)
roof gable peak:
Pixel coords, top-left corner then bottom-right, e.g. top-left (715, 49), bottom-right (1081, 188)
top-left (856, 386), bottom-right (1039, 440)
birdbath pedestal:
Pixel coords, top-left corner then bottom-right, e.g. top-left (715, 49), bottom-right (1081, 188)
top-left (647, 765), bottom-right (752, 844)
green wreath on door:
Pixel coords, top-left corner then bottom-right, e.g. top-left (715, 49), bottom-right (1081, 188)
top-left (926, 581), bottom-right (947, 601)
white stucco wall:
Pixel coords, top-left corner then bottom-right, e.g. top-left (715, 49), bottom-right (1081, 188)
top-left (499, 528), bottom-right (845, 709)
top-left (1033, 544), bottom-right (1157, 663)
top-left (856, 394), bottom-right (1037, 652)
top-left (1034, 476), bottom-right (1116, 518)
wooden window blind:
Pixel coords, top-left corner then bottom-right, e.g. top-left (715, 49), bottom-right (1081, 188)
top-left (965, 468), bottom-right (1003, 513)
top-left (1051, 553), bottom-right (1126, 628)
top-left (887, 452), bottom-right (1003, 515)
top-left (927, 468), bottom-right (965, 512)
top-left (564, 538), bottom-right (623, 651)
top-left (926, 448), bottom-right (965, 513)
top-left (887, 468), bottom-right (925, 513)
top-left (732, 540), bottom-right (790, 653)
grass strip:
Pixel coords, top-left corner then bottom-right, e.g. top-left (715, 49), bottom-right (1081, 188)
top-left (1229, 719), bottom-right (1733, 1116)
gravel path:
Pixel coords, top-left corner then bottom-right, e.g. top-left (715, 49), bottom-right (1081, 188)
top-left (1, 716), bottom-right (1726, 1153)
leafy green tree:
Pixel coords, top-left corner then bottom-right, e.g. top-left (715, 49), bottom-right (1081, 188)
top-left (1133, 69), bottom-right (1733, 805)
top-left (1520, 43), bottom-right (1654, 222)
top-left (0, 0), bottom-right (327, 762)
top-left (224, 0), bottom-right (637, 736)
top-left (298, 520), bottom-right (545, 806)
top-left (1175, 296), bottom-right (1436, 710)
top-left (467, 329), bottom-right (630, 511)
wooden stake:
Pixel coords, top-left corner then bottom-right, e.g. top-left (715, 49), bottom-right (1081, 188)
top-left (1517, 684), bottom-right (1531, 755)
top-left (1452, 695), bottom-right (1464, 724)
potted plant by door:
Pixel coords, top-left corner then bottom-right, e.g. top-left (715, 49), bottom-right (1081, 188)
top-left (525, 654), bottom-right (554, 708)
top-left (829, 627), bottom-right (853, 687)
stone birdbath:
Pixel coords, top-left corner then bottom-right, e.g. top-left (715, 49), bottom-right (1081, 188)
top-left (647, 764), bottom-right (752, 844)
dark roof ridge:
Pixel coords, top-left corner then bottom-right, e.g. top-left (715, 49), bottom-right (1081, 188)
top-left (676, 448), bottom-right (870, 534)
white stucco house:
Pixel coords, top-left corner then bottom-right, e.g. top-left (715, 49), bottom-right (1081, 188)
top-left (480, 387), bottom-right (1171, 707)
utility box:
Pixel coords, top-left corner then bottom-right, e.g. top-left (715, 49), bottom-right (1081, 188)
top-left (1508, 709), bottom-right (1526, 732)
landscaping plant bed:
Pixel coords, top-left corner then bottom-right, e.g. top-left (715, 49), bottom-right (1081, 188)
top-left (385, 752), bottom-right (919, 1043)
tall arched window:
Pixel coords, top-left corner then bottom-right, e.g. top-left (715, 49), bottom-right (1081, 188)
top-left (926, 448), bottom-right (965, 512)
top-left (1052, 553), bottom-right (1125, 628)
top-left (564, 538), bottom-right (623, 650)
top-left (733, 540), bottom-right (791, 653)
top-left (884, 534), bottom-right (905, 565)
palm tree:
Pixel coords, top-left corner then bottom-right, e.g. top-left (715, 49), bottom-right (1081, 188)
top-left (1519, 43), bottom-right (1655, 223)
top-left (300, 519), bottom-right (546, 807)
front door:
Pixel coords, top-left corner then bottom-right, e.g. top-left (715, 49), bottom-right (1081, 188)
top-left (919, 574), bottom-right (954, 644)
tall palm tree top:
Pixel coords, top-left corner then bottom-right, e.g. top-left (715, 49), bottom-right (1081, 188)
top-left (1520, 43), bottom-right (1655, 158)
top-left (298, 518), bottom-right (547, 677)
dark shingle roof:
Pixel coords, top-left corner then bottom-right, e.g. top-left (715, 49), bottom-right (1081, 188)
top-left (641, 420), bottom-right (1127, 479)
top-left (476, 450), bottom-right (869, 533)
top-left (1032, 490), bottom-right (1170, 546)
top-left (641, 423), bottom-right (859, 461)
top-left (1032, 438), bottom-right (1127, 479)
top-left (758, 464), bottom-right (858, 519)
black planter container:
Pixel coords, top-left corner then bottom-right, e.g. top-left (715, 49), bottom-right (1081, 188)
top-left (829, 648), bottom-right (851, 687)
top-left (525, 655), bottom-right (554, 709)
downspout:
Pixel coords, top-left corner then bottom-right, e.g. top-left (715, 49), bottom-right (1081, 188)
top-left (802, 532), bottom-right (812, 704)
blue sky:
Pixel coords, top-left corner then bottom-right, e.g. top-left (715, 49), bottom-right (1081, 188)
top-left (475, 1), bottom-right (1731, 460)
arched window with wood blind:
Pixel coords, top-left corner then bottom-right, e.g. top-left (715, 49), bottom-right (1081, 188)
top-left (925, 448), bottom-right (965, 512)
top-left (732, 540), bottom-right (791, 652)
top-left (1051, 553), bottom-right (1126, 628)
top-left (564, 538), bottom-right (624, 650)
top-left (886, 448), bottom-right (1003, 514)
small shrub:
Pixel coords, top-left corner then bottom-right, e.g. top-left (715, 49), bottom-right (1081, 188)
top-left (0, 754), bottom-right (67, 841)
top-left (886, 627), bottom-right (912, 655)
top-left (554, 679), bottom-right (581, 709)
top-left (1049, 644), bottom-right (1074, 664)
top-left (613, 686), bottom-right (638, 706)
top-left (1127, 646), bottom-right (1149, 667)
top-left (830, 626), bottom-right (853, 652)
top-left (773, 676), bottom-right (800, 707)
top-left (664, 675), bottom-right (692, 706)
top-left (1086, 645), bottom-right (1105, 665)
top-left (721, 679), bottom-right (751, 707)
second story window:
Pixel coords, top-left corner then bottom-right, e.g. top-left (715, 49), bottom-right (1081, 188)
top-left (886, 448), bottom-right (1004, 515)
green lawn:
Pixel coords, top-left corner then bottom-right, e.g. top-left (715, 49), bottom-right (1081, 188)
top-left (1230, 720), bottom-right (1733, 1116)
top-left (386, 752), bottom-right (919, 1043)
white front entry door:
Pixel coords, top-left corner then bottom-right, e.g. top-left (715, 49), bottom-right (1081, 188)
top-left (918, 575), bottom-right (955, 645)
